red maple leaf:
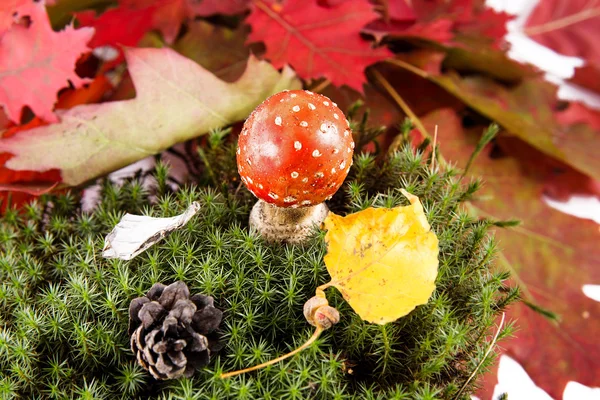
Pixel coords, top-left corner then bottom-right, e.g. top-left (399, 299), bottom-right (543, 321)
top-left (79, 0), bottom-right (250, 46)
top-left (569, 63), bottom-right (600, 93)
top-left (246, 0), bottom-right (392, 92)
top-left (365, 0), bottom-right (511, 48)
top-left (0, 0), bottom-right (93, 123)
top-left (525, 0), bottom-right (600, 65)
top-left (525, 0), bottom-right (600, 94)
top-left (0, 0), bottom-right (28, 37)
top-left (75, 6), bottom-right (155, 48)
top-left (418, 109), bottom-right (600, 399)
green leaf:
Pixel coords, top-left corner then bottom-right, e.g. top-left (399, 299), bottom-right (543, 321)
top-left (0, 48), bottom-right (301, 186)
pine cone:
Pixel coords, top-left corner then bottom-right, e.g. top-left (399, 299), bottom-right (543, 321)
top-left (129, 281), bottom-right (223, 380)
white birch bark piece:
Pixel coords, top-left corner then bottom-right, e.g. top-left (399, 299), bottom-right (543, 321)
top-left (102, 202), bottom-right (201, 260)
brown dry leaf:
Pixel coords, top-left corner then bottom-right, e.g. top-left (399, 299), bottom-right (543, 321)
top-left (321, 190), bottom-right (439, 324)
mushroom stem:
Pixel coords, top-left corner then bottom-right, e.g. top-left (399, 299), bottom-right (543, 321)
top-left (249, 200), bottom-right (329, 243)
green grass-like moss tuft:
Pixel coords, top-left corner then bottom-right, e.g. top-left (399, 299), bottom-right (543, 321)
top-left (0, 128), bottom-right (517, 399)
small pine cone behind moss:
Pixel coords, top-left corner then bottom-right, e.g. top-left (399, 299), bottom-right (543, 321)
top-left (129, 281), bottom-right (223, 380)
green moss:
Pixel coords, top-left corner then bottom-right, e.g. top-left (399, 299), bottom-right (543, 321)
top-left (0, 127), bottom-right (517, 399)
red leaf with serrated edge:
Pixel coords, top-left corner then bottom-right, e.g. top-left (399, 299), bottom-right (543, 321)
top-left (365, 0), bottom-right (510, 48)
top-left (0, 0), bottom-right (93, 123)
top-left (525, 0), bottom-right (600, 65)
top-left (0, 0), bottom-right (28, 37)
top-left (421, 109), bottom-right (600, 399)
top-left (246, 0), bottom-right (391, 92)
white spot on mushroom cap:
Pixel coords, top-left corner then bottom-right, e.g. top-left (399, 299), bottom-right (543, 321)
top-left (320, 123), bottom-right (327, 132)
top-left (308, 103), bottom-right (316, 110)
top-left (344, 130), bottom-right (350, 137)
top-left (291, 171), bottom-right (299, 178)
top-left (331, 168), bottom-right (336, 173)
top-left (246, 158), bottom-right (252, 166)
top-left (350, 141), bottom-right (355, 149)
top-left (268, 192), bottom-right (279, 200)
top-left (259, 141), bottom-right (279, 158)
top-left (237, 147), bottom-right (241, 155)
top-left (339, 160), bottom-right (346, 169)
top-left (258, 183), bottom-right (264, 189)
top-left (294, 141), bottom-right (302, 150)
top-left (347, 147), bottom-right (352, 153)
top-left (305, 90), bottom-right (314, 95)
top-left (323, 101), bottom-right (329, 106)
top-left (292, 105), bottom-right (300, 112)
top-left (334, 113), bottom-right (339, 120)
top-left (301, 200), bottom-right (312, 206)
top-left (284, 196), bottom-right (297, 203)
top-left (291, 93), bottom-right (297, 98)
top-left (280, 98), bottom-right (284, 103)
top-left (333, 148), bottom-right (339, 154)
top-left (247, 177), bottom-right (253, 184)
top-left (315, 172), bottom-right (324, 178)
top-left (303, 190), bottom-right (310, 194)
top-left (312, 149), bottom-right (322, 157)
top-left (275, 116), bottom-right (282, 126)
top-left (333, 102), bottom-right (338, 107)
top-left (300, 121), bottom-right (308, 127)
top-left (302, 177), bottom-right (309, 183)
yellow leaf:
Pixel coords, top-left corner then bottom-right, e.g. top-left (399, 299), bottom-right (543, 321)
top-left (322, 189), bottom-right (439, 324)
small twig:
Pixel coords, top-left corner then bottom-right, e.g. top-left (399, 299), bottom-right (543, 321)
top-left (430, 125), bottom-right (438, 172)
top-left (454, 312), bottom-right (506, 400)
top-left (372, 69), bottom-right (439, 160)
top-left (220, 327), bottom-right (323, 379)
top-left (385, 58), bottom-right (429, 79)
top-left (310, 79), bottom-right (331, 93)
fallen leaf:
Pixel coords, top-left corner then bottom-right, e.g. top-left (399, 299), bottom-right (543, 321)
top-left (173, 20), bottom-right (250, 82)
top-left (246, 0), bottom-right (391, 92)
top-left (75, 5), bottom-right (155, 48)
top-left (388, 54), bottom-right (600, 180)
top-left (0, 0), bottom-right (93, 123)
top-left (322, 190), bottom-right (439, 324)
top-left (125, 0), bottom-right (249, 44)
top-left (187, 0), bottom-right (249, 17)
top-left (0, 0), bottom-right (29, 37)
top-left (0, 47), bottom-right (300, 186)
top-left (0, 181), bottom-right (59, 195)
top-left (525, 0), bottom-right (600, 65)
top-left (425, 108), bottom-right (600, 399)
top-left (569, 63), bottom-right (600, 94)
top-left (365, 0), bottom-right (511, 49)
top-left (0, 117), bottom-right (61, 210)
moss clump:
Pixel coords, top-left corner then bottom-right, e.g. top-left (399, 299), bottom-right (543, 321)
top-left (0, 127), bottom-right (517, 399)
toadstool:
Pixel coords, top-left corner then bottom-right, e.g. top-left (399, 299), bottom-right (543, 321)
top-left (237, 90), bottom-right (354, 243)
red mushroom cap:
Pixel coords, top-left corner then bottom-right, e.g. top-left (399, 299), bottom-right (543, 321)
top-left (237, 90), bottom-right (354, 208)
